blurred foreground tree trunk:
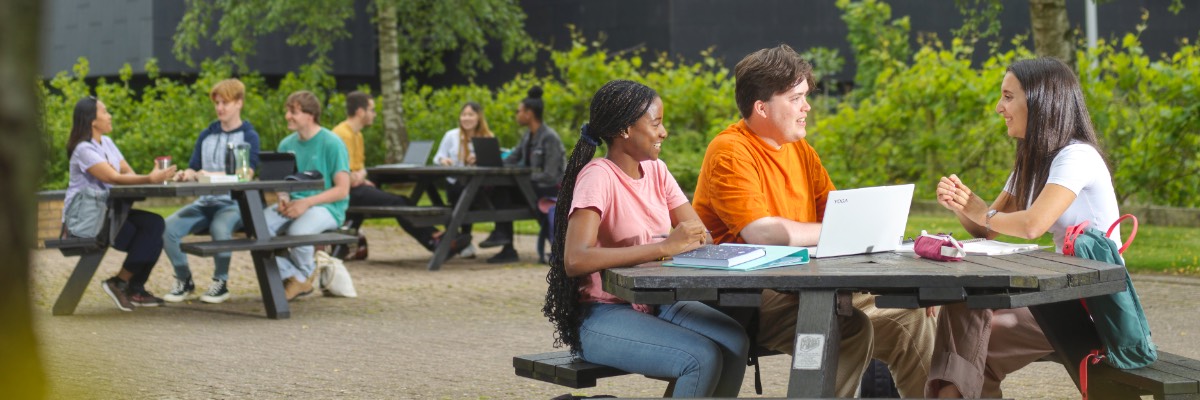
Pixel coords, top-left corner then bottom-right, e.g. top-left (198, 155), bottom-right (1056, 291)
top-left (377, 2), bottom-right (407, 163)
top-left (1028, 0), bottom-right (1074, 64)
top-left (0, 0), bottom-right (48, 398)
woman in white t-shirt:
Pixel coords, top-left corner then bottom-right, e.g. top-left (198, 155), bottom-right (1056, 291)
top-left (431, 102), bottom-right (494, 256)
top-left (542, 80), bottom-right (748, 397)
top-left (926, 58), bottom-right (1122, 398)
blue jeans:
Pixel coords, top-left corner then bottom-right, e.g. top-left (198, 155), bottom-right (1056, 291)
top-left (263, 205), bottom-right (338, 282)
top-left (163, 201), bottom-right (243, 282)
top-left (579, 302), bottom-right (749, 397)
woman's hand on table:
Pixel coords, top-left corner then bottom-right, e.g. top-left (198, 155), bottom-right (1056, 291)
top-left (149, 165), bottom-right (177, 183)
top-left (662, 219), bottom-right (708, 256)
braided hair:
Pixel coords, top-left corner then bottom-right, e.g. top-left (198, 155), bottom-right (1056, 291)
top-left (543, 80), bottom-right (659, 354)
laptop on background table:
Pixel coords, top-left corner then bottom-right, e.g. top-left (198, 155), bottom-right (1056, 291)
top-left (256, 152), bottom-right (297, 181)
top-left (378, 140), bottom-right (434, 168)
top-left (806, 183), bottom-right (914, 258)
top-left (471, 137), bottom-right (504, 167)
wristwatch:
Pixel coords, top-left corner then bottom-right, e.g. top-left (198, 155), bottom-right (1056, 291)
top-left (985, 209), bottom-right (999, 232)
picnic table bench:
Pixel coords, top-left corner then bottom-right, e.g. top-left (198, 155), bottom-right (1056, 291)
top-left (361, 165), bottom-right (540, 270)
top-left (41, 181), bottom-right (356, 319)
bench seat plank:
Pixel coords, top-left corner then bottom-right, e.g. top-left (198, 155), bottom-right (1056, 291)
top-left (346, 205), bottom-right (451, 217)
top-left (44, 237), bottom-right (103, 257)
top-left (180, 233), bottom-right (357, 256)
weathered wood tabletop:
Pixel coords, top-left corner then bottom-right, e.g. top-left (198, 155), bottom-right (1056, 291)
top-left (603, 250), bottom-right (1129, 398)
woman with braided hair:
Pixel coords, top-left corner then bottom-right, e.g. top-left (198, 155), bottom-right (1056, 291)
top-left (542, 80), bottom-right (749, 397)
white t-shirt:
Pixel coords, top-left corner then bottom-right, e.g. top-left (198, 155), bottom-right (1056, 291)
top-left (1004, 142), bottom-right (1121, 251)
top-left (433, 128), bottom-right (472, 167)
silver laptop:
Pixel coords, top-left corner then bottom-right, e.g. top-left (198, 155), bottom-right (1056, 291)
top-left (806, 184), bottom-right (914, 258)
top-left (379, 140), bottom-right (434, 168)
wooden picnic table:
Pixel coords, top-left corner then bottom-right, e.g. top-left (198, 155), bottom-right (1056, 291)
top-left (50, 180), bottom-right (355, 319)
top-left (365, 166), bottom-right (540, 270)
top-left (602, 250), bottom-right (1129, 398)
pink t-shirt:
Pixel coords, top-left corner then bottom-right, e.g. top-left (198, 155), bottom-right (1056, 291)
top-left (570, 158), bottom-right (689, 311)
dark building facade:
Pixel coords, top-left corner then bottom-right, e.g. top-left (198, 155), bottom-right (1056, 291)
top-left (40, 0), bottom-right (1200, 89)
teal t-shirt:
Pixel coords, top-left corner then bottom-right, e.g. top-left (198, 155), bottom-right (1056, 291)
top-left (278, 128), bottom-right (350, 225)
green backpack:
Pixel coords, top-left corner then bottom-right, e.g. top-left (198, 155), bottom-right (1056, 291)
top-left (1063, 214), bottom-right (1156, 369)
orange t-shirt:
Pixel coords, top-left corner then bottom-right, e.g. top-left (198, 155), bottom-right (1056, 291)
top-left (692, 119), bottom-right (835, 244)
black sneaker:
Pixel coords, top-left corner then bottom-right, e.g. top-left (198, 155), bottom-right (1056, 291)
top-left (163, 278), bottom-right (196, 303)
top-left (129, 288), bottom-right (165, 308)
top-left (101, 277), bottom-right (134, 312)
top-left (486, 246), bottom-right (520, 264)
top-left (200, 279), bottom-right (231, 304)
top-left (479, 231), bottom-right (511, 248)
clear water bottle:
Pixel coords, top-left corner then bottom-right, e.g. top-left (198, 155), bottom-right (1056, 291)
top-left (234, 143), bottom-right (251, 181)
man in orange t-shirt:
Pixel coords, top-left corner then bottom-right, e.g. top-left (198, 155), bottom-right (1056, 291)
top-left (692, 45), bottom-right (935, 397)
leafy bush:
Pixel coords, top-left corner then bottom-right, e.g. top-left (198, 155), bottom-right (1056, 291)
top-left (38, 5), bottom-right (1200, 210)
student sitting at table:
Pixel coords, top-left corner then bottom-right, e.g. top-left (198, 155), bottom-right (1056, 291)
top-left (431, 101), bottom-right (497, 258)
top-left (691, 44), bottom-right (936, 397)
top-left (62, 97), bottom-right (176, 311)
top-left (543, 80), bottom-right (748, 397)
top-left (264, 90), bottom-right (350, 300)
top-left (332, 91), bottom-right (471, 259)
top-left (927, 57), bottom-right (1124, 399)
top-left (478, 86), bottom-right (565, 264)
top-left (161, 78), bottom-right (261, 304)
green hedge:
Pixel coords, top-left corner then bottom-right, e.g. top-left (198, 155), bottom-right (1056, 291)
top-left (39, 6), bottom-right (1200, 209)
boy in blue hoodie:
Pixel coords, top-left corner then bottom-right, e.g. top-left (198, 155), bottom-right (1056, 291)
top-left (162, 79), bottom-right (261, 304)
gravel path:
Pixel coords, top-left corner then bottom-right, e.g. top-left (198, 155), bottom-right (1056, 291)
top-left (30, 226), bottom-right (1200, 399)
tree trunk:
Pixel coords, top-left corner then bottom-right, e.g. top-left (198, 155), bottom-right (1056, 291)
top-left (1028, 0), bottom-right (1074, 65)
top-left (0, 0), bottom-right (48, 397)
top-left (377, 1), bottom-right (408, 163)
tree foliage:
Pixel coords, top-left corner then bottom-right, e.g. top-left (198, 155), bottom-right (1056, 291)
top-left (173, 0), bottom-right (535, 77)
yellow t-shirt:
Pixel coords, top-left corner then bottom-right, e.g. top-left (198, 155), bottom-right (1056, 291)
top-left (331, 121), bottom-right (365, 171)
top-left (692, 119), bottom-right (835, 244)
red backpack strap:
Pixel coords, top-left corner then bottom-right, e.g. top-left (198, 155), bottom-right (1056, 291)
top-left (1063, 220), bottom-right (1090, 257)
top-left (1106, 214), bottom-right (1138, 255)
top-left (1079, 349), bottom-right (1105, 400)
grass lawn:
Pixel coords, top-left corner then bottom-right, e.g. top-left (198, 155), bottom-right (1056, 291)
top-left (140, 202), bottom-right (1199, 275)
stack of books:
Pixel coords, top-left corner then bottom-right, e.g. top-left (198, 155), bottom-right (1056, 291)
top-left (664, 243), bottom-right (810, 271)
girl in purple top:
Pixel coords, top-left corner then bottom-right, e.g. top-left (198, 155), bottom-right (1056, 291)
top-left (543, 81), bottom-right (748, 397)
top-left (63, 97), bottom-right (176, 311)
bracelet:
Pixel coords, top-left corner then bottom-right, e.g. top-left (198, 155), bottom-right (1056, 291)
top-left (985, 209), bottom-right (999, 233)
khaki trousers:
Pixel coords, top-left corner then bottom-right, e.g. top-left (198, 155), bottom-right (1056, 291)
top-left (925, 304), bottom-right (1054, 398)
top-left (853, 293), bottom-right (938, 398)
top-left (758, 289), bottom-right (874, 398)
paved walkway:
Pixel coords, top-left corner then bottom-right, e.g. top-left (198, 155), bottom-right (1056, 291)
top-left (30, 226), bottom-right (1200, 399)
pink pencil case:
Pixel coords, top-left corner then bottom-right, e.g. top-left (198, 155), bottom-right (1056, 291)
top-left (914, 231), bottom-right (965, 261)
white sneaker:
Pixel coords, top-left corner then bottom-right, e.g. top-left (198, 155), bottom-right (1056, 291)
top-left (199, 279), bottom-right (230, 304)
top-left (163, 278), bottom-right (196, 303)
top-left (459, 243), bottom-right (477, 258)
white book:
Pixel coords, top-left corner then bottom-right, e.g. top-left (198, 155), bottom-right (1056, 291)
top-left (199, 174), bottom-right (239, 183)
top-left (959, 239), bottom-right (1041, 255)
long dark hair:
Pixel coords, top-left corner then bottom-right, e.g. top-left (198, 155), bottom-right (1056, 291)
top-left (66, 97), bottom-right (99, 159)
top-left (543, 80), bottom-right (659, 354)
top-left (1007, 58), bottom-right (1106, 208)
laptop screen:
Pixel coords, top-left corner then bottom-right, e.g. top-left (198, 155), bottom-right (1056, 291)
top-left (471, 137), bottom-right (503, 167)
top-left (257, 152), bottom-right (297, 181)
top-left (402, 140), bottom-right (434, 165)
